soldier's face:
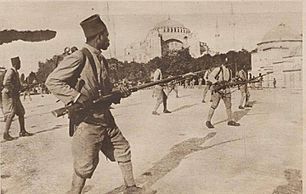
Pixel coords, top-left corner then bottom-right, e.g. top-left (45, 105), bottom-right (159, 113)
top-left (98, 30), bottom-right (110, 50)
top-left (14, 62), bottom-right (21, 70)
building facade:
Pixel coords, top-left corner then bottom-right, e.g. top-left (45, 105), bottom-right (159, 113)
top-left (251, 23), bottom-right (302, 89)
top-left (124, 18), bottom-right (207, 63)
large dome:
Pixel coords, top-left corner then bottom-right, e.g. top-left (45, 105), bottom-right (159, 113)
top-left (261, 23), bottom-right (301, 43)
top-left (152, 18), bottom-right (190, 33)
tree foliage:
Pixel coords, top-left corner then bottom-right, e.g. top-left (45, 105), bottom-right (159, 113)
top-left (34, 48), bottom-right (251, 84)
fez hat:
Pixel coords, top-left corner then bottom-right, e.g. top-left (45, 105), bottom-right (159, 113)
top-left (11, 56), bottom-right (20, 66)
top-left (80, 14), bottom-right (107, 38)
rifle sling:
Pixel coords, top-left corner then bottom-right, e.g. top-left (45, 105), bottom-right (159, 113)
top-left (81, 48), bottom-right (99, 83)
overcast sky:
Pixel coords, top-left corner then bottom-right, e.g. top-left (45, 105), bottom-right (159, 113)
top-left (0, 1), bottom-right (302, 75)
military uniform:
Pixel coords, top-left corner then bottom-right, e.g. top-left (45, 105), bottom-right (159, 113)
top-left (2, 57), bottom-right (32, 141)
top-left (46, 44), bottom-right (131, 178)
top-left (202, 69), bottom-right (212, 103)
top-left (205, 64), bottom-right (240, 128)
top-left (45, 15), bottom-right (155, 194)
top-left (2, 68), bottom-right (25, 118)
top-left (152, 68), bottom-right (170, 115)
top-left (237, 69), bottom-right (251, 109)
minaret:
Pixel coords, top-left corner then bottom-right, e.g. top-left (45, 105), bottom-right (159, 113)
top-left (230, 2), bottom-right (237, 73)
top-left (230, 2), bottom-right (236, 50)
top-left (106, 2), bottom-right (117, 58)
top-left (214, 18), bottom-right (220, 54)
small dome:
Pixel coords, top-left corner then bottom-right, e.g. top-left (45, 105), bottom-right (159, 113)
top-left (261, 23), bottom-right (301, 43)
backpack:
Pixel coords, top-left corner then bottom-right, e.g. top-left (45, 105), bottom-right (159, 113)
top-left (66, 47), bottom-right (109, 89)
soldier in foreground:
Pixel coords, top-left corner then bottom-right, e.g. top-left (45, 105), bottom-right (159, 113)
top-left (205, 58), bottom-right (240, 129)
top-left (237, 66), bottom-right (252, 109)
top-left (46, 14), bottom-right (154, 194)
top-left (2, 57), bottom-right (32, 141)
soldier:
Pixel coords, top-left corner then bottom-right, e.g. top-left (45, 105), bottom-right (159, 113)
top-left (46, 15), bottom-right (154, 194)
top-left (201, 67), bottom-right (213, 103)
top-left (166, 78), bottom-right (179, 98)
top-left (237, 66), bottom-right (252, 109)
top-left (2, 57), bottom-right (32, 141)
top-left (273, 78), bottom-right (276, 88)
top-left (205, 58), bottom-right (240, 129)
top-left (23, 75), bottom-right (32, 101)
top-left (152, 64), bottom-right (171, 115)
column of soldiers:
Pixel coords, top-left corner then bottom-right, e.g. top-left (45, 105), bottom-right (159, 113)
top-left (1, 14), bottom-right (256, 194)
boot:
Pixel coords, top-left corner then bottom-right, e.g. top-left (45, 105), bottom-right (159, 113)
top-left (152, 111), bottom-right (159, 115)
top-left (19, 130), bottom-right (33, 137)
top-left (245, 104), bottom-right (252, 108)
top-left (238, 105), bottom-right (244, 109)
top-left (163, 110), bottom-right (171, 113)
top-left (123, 185), bottom-right (157, 194)
top-left (3, 133), bottom-right (14, 141)
top-left (227, 121), bottom-right (240, 126)
top-left (205, 121), bottom-right (214, 129)
top-left (118, 161), bottom-right (136, 188)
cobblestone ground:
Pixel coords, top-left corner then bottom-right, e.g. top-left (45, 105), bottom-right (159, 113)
top-left (0, 87), bottom-right (303, 194)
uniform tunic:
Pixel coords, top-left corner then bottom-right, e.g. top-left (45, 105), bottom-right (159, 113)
top-left (208, 65), bottom-right (232, 109)
top-left (2, 68), bottom-right (25, 117)
top-left (46, 44), bottom-right (131, 178)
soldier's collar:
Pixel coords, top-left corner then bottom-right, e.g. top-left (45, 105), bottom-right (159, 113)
top-left (84, 43), bottom-right (101, 56)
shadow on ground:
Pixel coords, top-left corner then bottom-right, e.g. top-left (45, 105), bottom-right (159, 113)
top-left (106, 132), bottom-right (250, 194)
top-left (272, 169), bottom-right (302, 194)
top-left (171, 103), bottom-right (198, 113)
top-left (213, 101), bottom-right (256, 126)
top-left (0, 124), bottom-right (66, 144)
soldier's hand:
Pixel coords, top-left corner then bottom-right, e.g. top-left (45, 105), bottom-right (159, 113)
top-left (67, 103), bottom-right (83, 119)
top-left (118, 85), bottom-right (131, 98)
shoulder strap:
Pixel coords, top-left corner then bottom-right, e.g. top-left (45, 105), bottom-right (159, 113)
top-left (81, 48), bottom-right (99, 82)
top-left (214, 67), bottom-right (223, 80)
top-left (100, 56), bottom-right (110, 73)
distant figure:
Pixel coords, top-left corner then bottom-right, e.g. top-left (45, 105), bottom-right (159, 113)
top-left (152, 64), bottom-right (171, 115)
top-left (190, 78), bottom-right (195, 88)
top-left (273, 78), bottom-right (276, 88)
top-left (2, 56), bottom-right (32, 141)
top-left (184, 79), bottom-right (189, 88)
top-left (23, 76), bottom-right (32, 101)
top-left (202, 67), bottom-right (213, 103)
top-left (258, 73), bottom-right (263, 89)
top-left (237, 66), bottom-right (252, 109)
top-left (251, 76), bottom-right (256, 89)
top-left (198, 77), bottom-right (203, 89)
top-left (167, 79), bottom-right (179, 98)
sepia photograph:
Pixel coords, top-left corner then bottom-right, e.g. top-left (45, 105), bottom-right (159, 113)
top-left (0, 1), bottom-right (304, 194)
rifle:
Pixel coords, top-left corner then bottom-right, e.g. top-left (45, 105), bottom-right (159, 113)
top-left (51, 70), bottom-right (204, 118)
top-left (213, 72), bottom-right (273, 92)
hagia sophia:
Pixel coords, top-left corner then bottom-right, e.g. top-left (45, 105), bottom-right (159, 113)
top-left (123, 18), bottom-right (302, 90)
top-left (124, 17), bottom-right (209, 63)
top-left (251, 23), bottom-right (302, 89)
